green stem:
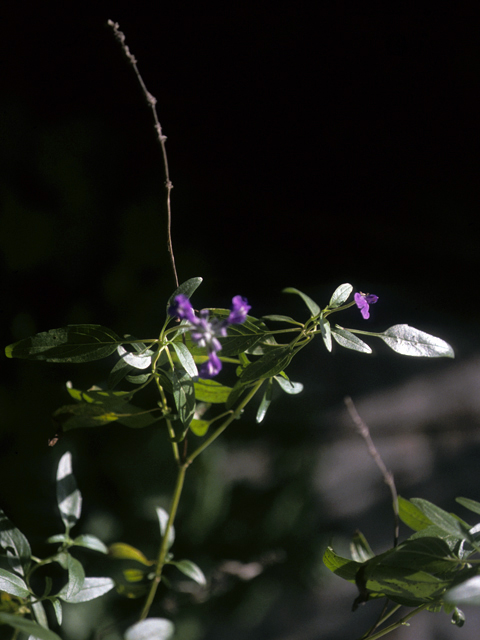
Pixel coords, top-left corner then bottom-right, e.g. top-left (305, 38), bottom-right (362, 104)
top-left (358, 604), bottom-right (427, 640)
top-left (139, 463), bottom-right (187, 620)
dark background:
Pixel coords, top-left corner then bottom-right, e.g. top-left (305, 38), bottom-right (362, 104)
top-left (1, 5), bottom-right (479, 640)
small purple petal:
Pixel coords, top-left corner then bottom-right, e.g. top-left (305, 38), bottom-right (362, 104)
top-left (168, 294), bottom-right (197, 323)
top-left (354, 292), bottom-right (378, 320)
top-left (228, 296), bottom-right (251, 324)
top-left (199, 352), bottom-right (222, 378)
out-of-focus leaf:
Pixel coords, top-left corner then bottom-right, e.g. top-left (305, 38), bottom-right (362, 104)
top-left (5, 325), bottom-right (121, 362)
top-left (456, 497), bottom-right (480, 517)
top-left (0, 613), bottom-right (62, 640)
top-left (0, 569), bottom-right (30, 597)
top-left (350, 531), bottom-right (375, 563)
top-left (331, 326), bottom-right (372, 354)
top-left (124, 618), bottom-right (174, 640)
top-left (446, 577), bottom-right (480, 605)
top-left (190, 419), bottom-right (210, 437)
top-left (283, 287), bottom-right (320, 318)
top-left (328, 283), bottom-right (353, 308)
top-left (156, 508), bottom-right (175, 550)
top-left (56, 452), bottom-right (82, 532)
top-left (171, 559), bottom-right (206, 586)
top-left (378, 325), bottom-right (454, 358)
top-left (194, 379), bottom-right (232, 403)
top-left (109, 543), bottom-right (153, 566)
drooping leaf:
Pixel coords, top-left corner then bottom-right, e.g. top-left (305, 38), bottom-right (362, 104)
top-left (240, 346), bottom-right (293, 383)
top-left (156, 508), bottom-right (175, 550)
top-left (109, 543), bottom-right (153, 566)
top-left (56, 552), bottom-right (85, 601)
top-left (170, 368), bottom-right (195, 428)
top-left (377, 325), bottom-right (454, 358)
top-left (283, 287), bottom-right (320, 318)
top-left (331, 326), bottom-right (372, 354)
top-left (5, 325), bottom-right (121, 363)
top-left (171, 342), bottom-right (198, 378)
top-left (322, 547), bottom-right (362, 582)
top-left (0, 568), bottom-right (31, 598)
top-left (59, 576), bottom-right (115, 603)
top-left (171, 559), bottom-right (206, 586)
top-left (124, 618), bottom-right (175, 640)
top-left (328, 283), bottom-right (353, 308)
top-left (398, 496), bottom-right (433, 532)
top-left (256, 379), bottom-right (273, 424)
top-left (320, 315), bottom-right (332, 352)
top-left (166, 277), bottom-right (203, 311)
top-left (72, 534), bottom-right (108, 554)
top-left (56, 452), bottom-right (82, 532)
top-left (0, 613), bottom-right (62, 640)
top-left (194, 379), bottom-right (232, 403)
top-left (0, 507), bottom-right (31, 576)
top-left (274, 374), bottom-right (303, 395)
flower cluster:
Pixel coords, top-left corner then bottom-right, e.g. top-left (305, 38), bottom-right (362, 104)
top-left (169, 294), bottom-right (251, 378)
top-left (354, 292), bottom-right (378, 319)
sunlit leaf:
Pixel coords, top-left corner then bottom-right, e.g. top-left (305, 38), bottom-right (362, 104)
top-left (0, 569), bottom-right (30, 598)
top-left (72, 534), bottom-right (108, 554)
top-left (350, 531), bottom-right (375, 562)
top-left (61, 577), bottom-right (115, 603)
top-left (446, 576), bottom-right (480, 605)
top-left (398, 496), bottom-right (433, 532)
top-left (322, 547), bottom-right (361, 582)
top-left (256, 380), bottom-right (273, 424)
top-left (56, 452), bottom-right (82, 532)
top-left (410, 498), bottom-right (469, 540)
top-left (262, 314), bottom-right (302, 325)
top-left (329, 283), bottom-right (353, 308)
top-left (283, 287), bottom-right (320, 318)
top-left (0, 613), bottom-right (62, 640)
top-left (32, 600), bottom-right (48, 629)
top-left (456, 497), bottom-right (480, 517)
top-left (56, 552), bottom-right (85, 601)
top-left (171, 342), bottom-right (198, 378)
top-left (117, 345), bottom-right (152, 370)
top-left (240, 346), bottom-right (293, 383)
top-left (274, 374), bottom-right (303, 394)
top-left (194, 379), bottom-right (232, 403)
top-left (331, 326), bottom-right (372, 354)
top-left (171, 559), bottom-right (206, 586)
top-left (320, 315), bottom-right (332, 352)
top-left (0, 507), bottom-right (31, 576)
top-left (166, 277), bottom-right (203, 311)
top-left (170, 369), bottom-right (195, 428)
top-left (51, 598), bottom-right (62, 626)
top-left (125, 618), bottom-right (174, 640)
top-left (5, 325), bottom-right (121, 363)
top-left (156, 508), bottom-right (175, 550)
top-left (189, 419), bottom-right (210, 437)
top-left (378, 325), bottom-right (454, 358)
top-left (109, 543), bottom-right (153, 566)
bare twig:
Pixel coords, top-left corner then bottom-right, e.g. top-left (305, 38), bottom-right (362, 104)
top-left (344, 396), bottom-right (399, 547)
top-left (108, 20), bottom-right (179, 288)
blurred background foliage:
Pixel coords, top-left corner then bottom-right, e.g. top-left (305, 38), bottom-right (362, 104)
top-left (1, 5), bottom-right (480, 639)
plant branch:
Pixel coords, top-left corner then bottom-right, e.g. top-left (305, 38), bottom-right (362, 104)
top-left (108, 20), bottom-right (179, 288)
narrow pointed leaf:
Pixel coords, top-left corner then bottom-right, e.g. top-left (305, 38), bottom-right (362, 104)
top-left (378, 325), bottom-right (454, 358)
top-left (329, 283), bottom-right (353, 308)
top-left (72, 534), bottom-right (108, 554)
top-left (156, 508), bottom-right (175, 550)
top-left (320, 315), bottom-right (332, 352)
top-left (256, 379), bottom-right (273, 423)
top-left (170, 369), bottom-right (195, 428)
top-left (0, 507), bottom-right (31, 576)
top-left (332, 326), bottom-right (372, 354)
top-left (171, 342), bottom-right (198, 378)
top-left (0, 613), bottom-right (62, 640)
top-left (194, 379), bottom-right (232, 403)
top-left (456, 497), bottom-right (480, 517)
top-left (51, 599), bottom-right (62, 626)
top-left (117, 345), bottom-right (152, 370)
top-left (60, 576), bottom-right (114, 603)
top-left (262, 315), bottom-right (302, 325)
top-left (56, 452), bottom-right (82, 531)
top-left (350, 531), bottom-right (375, 562)
top-left (125, 618), bottom-right (175, 640)
top-left (167, 277), bottom-right (203, 310)
top-left (0, 569), bottom-right (31, 597)
top-left (5, 325), bottom-right (121, 362)
top-left (240, 346), bottom-right (293, 383)
top-left (283, 287), bottom-right (320, 318)
top-left (171, 559), bottom-right (206, 586)
top-left (109, 543), bottom-right (153, 566)
top-left (410, 498), bottom-right (469, 539)
top-left (274, 375), bottom-right (303, 394)
top-left (56, 552), bottom-right (85, 600)
top-left (32, 600), bottom-right (48, 629)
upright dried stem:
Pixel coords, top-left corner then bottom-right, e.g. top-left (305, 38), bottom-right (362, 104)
top-left (108, 20), bottom-right (179, 288)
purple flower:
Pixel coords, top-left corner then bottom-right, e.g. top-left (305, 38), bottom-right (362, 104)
top-left (168, 294), bottom-right (250, 378)
top-left (354, 292), bottom-right (378, 320)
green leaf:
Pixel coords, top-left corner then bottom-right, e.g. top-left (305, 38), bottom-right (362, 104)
top-left (456, 497), bottom-right (480, 517)
top-left (256, 380), bottom-right (273, 424)
top-left (171, 559), bottom-right (206, 586)
top-left (398, 496), bottom-right (433, 532)
top-left (274, 375), bottom-right (303, 394)
top-left (51, 599), bottom-right (62, 626)
top-left (72, 534), bottom-right (108, 554)
top-left (47, 534), bottom-right (69, 545)
top-left (240, 346), bottom-right (293, 383)
top-left (156, 508), bottom-right (175, 550)
top-left (446, 576), bottom-right (480, 606)
top-left (109, 543), bottom-right (153, 566)
top-left (60, 576), bottom-right (115, 603)
top-left (410, 498), bottom-right (469, 540)
top-left (331, 326), bottom-right (372, 354)
top-left (320, 315), bottom-right (332, 352)
top-left (322, 547), bottom-right (362, 582)
top-left (5, 324), bottom-right (121, 363)
top-left (328, 283), bottom-right (353, 308)
top-left (166, 277), bottom-right (203, 310)
top-left (283, 287), bottom-right (320, 318)
top-left (0, 507), bottom-right (31, 576)
top-left (190, 419), bottom-right (210, 436)
top-left (0, 568), bottom-right (30, 597)
top-left (0, 613), bottom-right (62, 640)
top-left (262, 314), bottom-right (302, 325)
top-left (350, 531), bottom-right (375, 562)
top-left (124, 618), bottom-right (175, 640)
top-left (117, 345), bottom-right (152, 370)
top-left (56, 552), bottom-right (85, 601)
top-left (378, 325), bottom-right (454, 358)
top-left (170, 342), bottom-right (198, 378)
top-left (32, 600), bottom-right (48, 628)
top-left (170, 369), bottom-right (195, 428)
top-left (225, 379), bottom-right (247, 410)
top-left (56, 452), bottom-right (82, 532)
top-left (193, 379), bottom-right (232, 403)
